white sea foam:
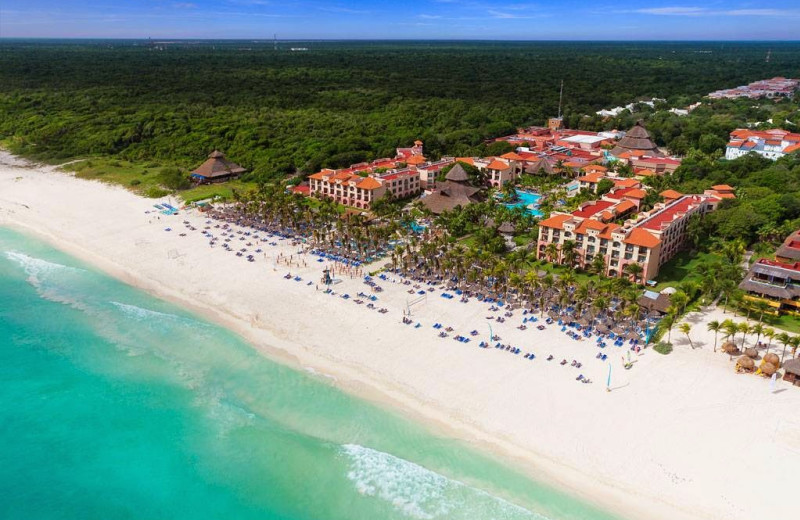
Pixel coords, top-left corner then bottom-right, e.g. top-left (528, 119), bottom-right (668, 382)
top-left (340, 444), bottom-right (545, 520)
top-left (4, 250), bottom-right (89, 309)
top-left (110, 301), bottom-right (209, 330)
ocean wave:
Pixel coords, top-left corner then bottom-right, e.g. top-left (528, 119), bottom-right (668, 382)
top-left (109, 301), bottom-right (210, 330)
top-left (340, 444), bottom-right (544, 520)
top-left (3, 250), bottom-right (90, 309)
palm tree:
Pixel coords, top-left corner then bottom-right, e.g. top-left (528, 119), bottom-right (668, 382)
top-left (737, 322), bottom-right (750, 349)
top-left (750, 323), bottom-right (765, 347)
top-left (679, 323), bottom-right (693, 349)
top-left (777, 332), bottom-right (791, 365)
top-left (722, 319), bottom-right (739, 347)
top-left (661, 314), bottom-right (676, 344)
top-left (764, 328), bottom-right (776, 354)
top-left (791, 335), bottom-right (800, 359)
top-left (623, 262), bottom-right (644, 285)
top-left (670, 290), bottom-right (689, 316)
top-left (544, 243), bottom-right (559, 263)
top-left (561, 240), bottom-right (578, 269)
top-left (707, 320), bottom-right (721, 352)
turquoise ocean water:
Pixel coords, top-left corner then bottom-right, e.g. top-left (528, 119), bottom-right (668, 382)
top-left (0, 227), bottom-right (619, 520)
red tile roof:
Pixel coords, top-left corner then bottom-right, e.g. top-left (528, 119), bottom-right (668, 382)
top-left (572, 200), bottom-right (614, 218)
top-left (487, 159), bottom-right (510, 170)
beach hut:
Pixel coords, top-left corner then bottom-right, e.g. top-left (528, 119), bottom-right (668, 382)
top-left (783, 359), bottom-right (800, 385)
top-left (191, 150), bottom-right (246, 184)
top-left (764, 353), bottom-right (781, 368)
top-left (736, 356), bottom-right (755, 373)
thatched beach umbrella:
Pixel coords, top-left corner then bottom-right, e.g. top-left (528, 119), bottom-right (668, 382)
top-left (761, 362), bottom-right (777, 377)
top-left (736, 356), bottom-right (755, 372)
top-left (596, 324), bottom-right (610, 334)
top-left (784, 358), bottom-right (800, 377)
top-left (745, 347), bottom-right (759, 359)
top-left (721, 342), bottom-right (738, 354)
top-left (764, 353), bottom-right (781, 368)
top-left (613, 325), bottom-right (626, 335)
top-left (626, 331), bottom-right (641, 341)
top-left (548, 310), bottom-right (560, 319)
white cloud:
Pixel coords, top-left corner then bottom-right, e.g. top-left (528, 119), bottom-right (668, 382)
top-left (634, 6), bottom-right (707, 16)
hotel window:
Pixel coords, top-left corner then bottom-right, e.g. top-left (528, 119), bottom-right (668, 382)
top-left (638, 255), bottom-right (647, 263)
top-left (624, 253), bottom-right (633, 260)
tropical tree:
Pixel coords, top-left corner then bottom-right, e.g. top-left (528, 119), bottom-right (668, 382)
top-left (623, 262), bottom-right (644, 285)
top-left (679, 323), bottom-right (693, 349)
top-left (707, 320), bottom-right (721, 352)
top-left (777, 332), bottom-right (791, 365)
top-left (737, 321), bottom-right (750, 349)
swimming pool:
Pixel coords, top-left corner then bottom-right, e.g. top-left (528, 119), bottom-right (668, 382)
top-left (504, 190), bottom-right (543, 217)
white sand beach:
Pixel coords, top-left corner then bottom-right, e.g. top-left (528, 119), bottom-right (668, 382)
top-left (1, 152), bottom-right (798, 520)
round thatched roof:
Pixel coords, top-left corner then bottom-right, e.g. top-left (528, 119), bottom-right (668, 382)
top-left (761, 362), bottom-right (777, 376)
top-left (721, 341), bottom-right (738, 353)
top-left (764, 353), bottom-right (780, 368)
top-left (784, 358), bottom-right (800, 376)
top-left (737, 356), bottom-right (755, 369)
top-left (745, 347), bottom-right (759, 359)
top-left (445, 163), bottom-right (470, 182)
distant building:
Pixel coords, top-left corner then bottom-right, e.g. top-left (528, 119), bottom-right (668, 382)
top-left (419, 164), bottom-right (483, 214)
top-left (191, 150), bottom-right (246, 184)
top-left (708, 77), bottom-right (799, 100)
top-left (725, 129), bottom-right (800, 161)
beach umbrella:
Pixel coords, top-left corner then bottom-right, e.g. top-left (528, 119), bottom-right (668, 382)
top-left (764, 353), bottom-right (780, 368)
top-left (613, 325), bottom-right (626, 335)
top-left (596, 324), bottom-right (610, 334)
top-left (760, 362), bottom-right (777, 377)
top-left (626, 331), bottom-right (641, 341)
top-left (721, 341), bottom-right (738, 354)
top-left (736, 356), bottom-right (755, 371)
top-left (745, 347), bottom-right (759, 359)
top-left (548, 310), bottom-right (559, 319)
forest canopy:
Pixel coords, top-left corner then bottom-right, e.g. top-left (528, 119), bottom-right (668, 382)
top-left (1, 39), bottom-right (799, 183)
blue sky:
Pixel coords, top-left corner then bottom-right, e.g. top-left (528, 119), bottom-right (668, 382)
top-left (1, 0), bottom-right (799, 40)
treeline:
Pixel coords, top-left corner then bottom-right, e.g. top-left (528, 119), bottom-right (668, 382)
top-left (1, 40), bottom-right (799, 181)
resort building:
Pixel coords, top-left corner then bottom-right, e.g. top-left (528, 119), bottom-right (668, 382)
top-left (308, 168), bottom-right (421, 210)
top-left (629, 156), bottom-right (681, 176)
top-left (537, 190), bottom-right (727, 282)
top-left (724, 129), bottom-right (800, 161)
top-left (739, 230), bottom-right (800, 315)
top-left (191, 150), bottom-right (246, 184)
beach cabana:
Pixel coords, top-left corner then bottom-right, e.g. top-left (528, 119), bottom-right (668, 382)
top-left (760, 362), bottom-right (777, 377)
top-left (736, 356), bottom-right (755, 373)
top-left (191, 150), bottom-right (246, 184)
top-left (764, 353), bottom-right (781, 368)
top-left (783, 359), bottom-right (800, 385)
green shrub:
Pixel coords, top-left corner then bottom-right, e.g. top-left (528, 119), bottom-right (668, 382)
top-left (144, 186), bottom-right (170, 198)
top-left (129, 179), bottom-right (141, 186)
top-left (654, 342), bottom-right (673, 355)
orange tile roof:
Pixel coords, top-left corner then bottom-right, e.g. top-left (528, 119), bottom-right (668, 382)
top-left (538, 214), bottom-right (572, 230)
top-left (613, 178), bottom-right (640, 188)
top-left (711, 184), bottom-right (734, 191)
top-left (501, 152), bottom-right (525, 161)
top-left (405, 155), bottom-right (426, 165)
top-left (577, 172), bottom-right (604, 183)
top-left (784, 144), bottom-right (800, 153)
top-left (356, 177), bottom-right (382, 190)
top-left (615, 200), bottom-right (637, 213)
top-left (625, 228), bottom-right (661, 249)
top-left (599, 223), bottom-right (620, 239)
top-left (635, 169), bottom-right (656, 177)
top-left (660, 189), bottom-right (683, 199)
top-left (576, 219), bottom-right (608, 233)
top-left (609, 187), bottom-right (647, 200)
top-left (309, 172), bottom-right (328, 180)
top-left (456, 157), bottom-right (475, 165)
top-left (583, 164), bottom-right (608, 172)
top-left (600, 211), bottom-right (613, 221)
top-left (487, 159), bottom-right (510, 170)
top-left (711, 192), bottom-right (736, 199)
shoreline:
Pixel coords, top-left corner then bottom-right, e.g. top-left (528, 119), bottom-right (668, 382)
top-left (2, 151), bottom-right (798, 520)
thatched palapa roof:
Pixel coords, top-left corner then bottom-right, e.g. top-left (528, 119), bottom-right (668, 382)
top-left (784, 358), bottom-right (800, 376)
top-left (737, 356), bottom-right (755, 370)
top-left (610, 121), bottom-right (662, 157)
top-left (192, 150), bottom-right (246, 180)
top-left (445, 163), bottom-right (470, 182)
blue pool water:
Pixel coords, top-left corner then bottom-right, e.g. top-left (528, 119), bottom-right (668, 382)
top-left (504, 190), bottom-right (543, 217)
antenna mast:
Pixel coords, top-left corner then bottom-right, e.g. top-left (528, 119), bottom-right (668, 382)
top-left (557, 80), bottom-right (564, 120)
